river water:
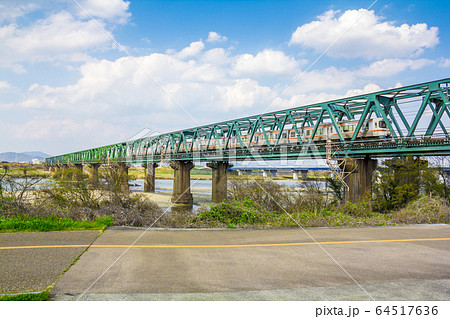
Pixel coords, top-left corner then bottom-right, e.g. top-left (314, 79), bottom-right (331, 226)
top-left (1, 178), bottom-right (326, 193)
top-left (129, 178), bottom-right (327, 194)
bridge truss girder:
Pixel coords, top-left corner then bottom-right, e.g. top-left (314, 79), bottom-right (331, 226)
top-left (46, 78), bottom-right (450, 165)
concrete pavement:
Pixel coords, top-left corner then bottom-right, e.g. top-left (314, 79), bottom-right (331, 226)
top-left (49, 225), bottom-right (450, 300)
top-left (0, 230), bottom-right (101, 293)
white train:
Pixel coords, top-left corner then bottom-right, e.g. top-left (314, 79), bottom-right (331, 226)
top-left (158, 117), bottom-right (390, 154)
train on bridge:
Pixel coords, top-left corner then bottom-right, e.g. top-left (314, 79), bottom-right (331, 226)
top-left (164, 117), bottom-right (390, 153)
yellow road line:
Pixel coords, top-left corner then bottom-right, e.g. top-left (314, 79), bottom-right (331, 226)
top-left (1, 237), bottom-right (449, 250)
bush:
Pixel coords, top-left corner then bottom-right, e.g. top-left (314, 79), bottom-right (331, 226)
top-left (338, 201), bottom-right (373, 217)
top-left (0, 165), bottom-right (164, 229)
top-left (372, 156), bottom-right (447, 212)
top-left (392, 195), bottom-right (450, 224)
top-left (228, 177), bottom-right (287, 213)
top-left (193, 198), bottom-right (275, 227)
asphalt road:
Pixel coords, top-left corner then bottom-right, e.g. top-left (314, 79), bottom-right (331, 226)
top-left (0, 230), bottom-right (101, 293)
top-left (47, 224), bottom-right (450, 301)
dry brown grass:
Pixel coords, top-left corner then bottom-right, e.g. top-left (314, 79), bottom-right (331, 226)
top-left (392, 195), bottom-right (450, 224)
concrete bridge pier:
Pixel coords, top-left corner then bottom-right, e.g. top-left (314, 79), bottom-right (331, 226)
top-left (342, 157), bottom-right (377, 203)
top-left (207, 161), bottom-right (233, 203)
top-left (57, 164), bottom-right (69, 177)
top-left (170, 161), bottom-right (194, 209)
top-left (87, 163), bottom-right (100, 187)
top-left (117, 163), bottom-right (129, 192)
top-left (301, 170), bottom-right (308, 179)
top-left (51, 165), bottom-right (60, 177)
top-left (143, 163), bottom-right (158, 193)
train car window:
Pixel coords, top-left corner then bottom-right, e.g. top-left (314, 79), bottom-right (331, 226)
top-left (282, 133), bottom-right (287, 139)
top-left (375, 122), bottom-right (378, 128)
top-left (290, 131), bottom-right (295, 137)
top-left (379, 121), bottom-right (387, 128)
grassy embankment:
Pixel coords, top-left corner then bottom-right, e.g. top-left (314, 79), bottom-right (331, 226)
top-left (0, 163), bottom-right (51, 178)
top-left (1, 161), bottom-right (449, 232)
top-left (0, 215), bottom-right (113, 232)
top-left (0, 291), bottom-right (50, 301)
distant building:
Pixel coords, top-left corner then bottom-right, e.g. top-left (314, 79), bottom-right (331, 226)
top-left (31, 158), bottom-right (43, 164)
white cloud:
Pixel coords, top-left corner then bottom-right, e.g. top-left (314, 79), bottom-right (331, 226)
top-left (0, 81), bottom-right (12, 90)
top-left (175, 41), bottom-right (205, 59)
top-left (0, 2), bottom-right (38, 23)
top-left (290, 67), bottom-right (355, 94)
top-left (439, 58), bottom-right (450, 68)
top-left (78, 0), bottom-right (131, 25)
top-left (200, 48), bottom-right (230, 65)
top-left (206, 31), bottom-right (228, 43)
top-left (344, 83), bottom-right (382, 96)
top-left (232, 49), bottom-right (300, 77)
top-left (18, 51), bottom-right (228, 112)
top-left (215, 79), bottom-right (275, 110)
top-left (358, 58), bottom-right (435, 77)
top-left (17, 45), bottom-right (280, 120)
top-left (290, 9), bottom-right (439, 59)
top-left (0, 11), bottom-right (113, 71)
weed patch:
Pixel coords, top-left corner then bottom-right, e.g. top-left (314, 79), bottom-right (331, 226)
top-left (0, 291), bottom-right (50, 301)
top-left (0, 215), bottom-right (113, 232)
top-left (392, 196), bottom-right (450, 224)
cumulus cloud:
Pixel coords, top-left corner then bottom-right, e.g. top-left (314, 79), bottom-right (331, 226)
top-left (232, 49), bottom-right (300, 77)
top-left (0, 81), bottom-right (12, 90)
top-left (358, 58), bottom-right (435, 77)
top-left (78, 0), bottom-right (131, 25)
top-left (0, 11), bottom-right (113, 71)
top-left (215, 79), bottom-right (275, 110)
top-left (17, 44), bottom-right (281, 125)
top-left (0, 2), bottom-right (38, 23)
top-left (344, 83), bottom-right (382, 96)
top-left (200, 48), bottom-right (230, 65)
top-left (290, 9), bottom-right (439, 59)
top-left (290, 67), bottom-right (355, 94)
top-left (175, 41), bottom-right (205, 59)
top-left (0, 1), bottom-right (132, 72)
top-left (439, 58), bottom-right (450, 68)
top-left (206, 31), bottom-right (228, 43)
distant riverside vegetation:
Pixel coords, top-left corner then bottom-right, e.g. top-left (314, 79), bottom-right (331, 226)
top-left (0, 152), bottom-right (51, 163)
top-left (1, 156), bottom-right (449, 232)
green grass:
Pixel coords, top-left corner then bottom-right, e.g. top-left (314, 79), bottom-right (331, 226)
top-left (0, 291), bottom-right (50, 301)
top-left (0, 215), bottom-right (113, 232)
top-left (192, 198), bottom-right (395, 228)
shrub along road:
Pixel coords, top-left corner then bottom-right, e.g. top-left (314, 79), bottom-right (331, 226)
top-left (45, 224), bottom-right (450, 301)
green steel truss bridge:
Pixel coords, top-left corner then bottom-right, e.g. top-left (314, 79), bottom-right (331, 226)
top-left (46, 78), bottom-right (450, 165)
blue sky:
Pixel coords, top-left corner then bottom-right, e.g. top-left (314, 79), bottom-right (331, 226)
top-left (0, 0), bottom-right (449, 155)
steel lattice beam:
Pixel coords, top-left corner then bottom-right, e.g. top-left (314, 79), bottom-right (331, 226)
top-left (46, 78), bottom-right (450, 165)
